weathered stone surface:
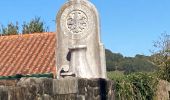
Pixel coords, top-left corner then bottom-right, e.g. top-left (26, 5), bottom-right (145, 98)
top-left (8, 87), bottom-right (25, 100)
top-left (0, 78), bottom-right (115, 100)
top-left (77, 95), bottom-right (85, 100)
top-left (53, 94), bottom-right (76, 100)
top-left (77, 78), bottom-right (115, 100)
top-left (43, 78), bottom-right (53, 95)
top-left (156, 80), bottom-right (170, 100)
top-left (0, 86), bottom-right (8, 100)
top-left (56, 0), bottom-right (107, 79)
top-left (88, 79), bottom-right (101, 87)
top-left (18, 78), bottom-right (44, 95)
top-left (94, 87), bottom-right (100, 97)
top-left (53, 77), bottom-right (78, 94)
top-left (78, 78), bottom-right (88, 95)
top-left (0, 80), bottom-right (18, 86)
top-left (42, 94), bottom-right (52, 100)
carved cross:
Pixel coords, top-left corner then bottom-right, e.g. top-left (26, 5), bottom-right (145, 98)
top-left (67, 10), bottom-right (87, 34)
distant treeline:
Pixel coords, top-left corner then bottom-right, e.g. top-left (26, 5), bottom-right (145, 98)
top-left (105, 49), bottom-right (157, 74)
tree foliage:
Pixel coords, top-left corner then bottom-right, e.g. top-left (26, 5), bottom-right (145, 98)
top-left (105, 49), bottom-right (157, 74)
top-left (22, 17), bottom-right (48, 34)
top-left (0, 22), bottom-right (19, 35)
top-left (151, 32), bottom-right (170, 81)
top-left (106, 49), bottom-right (123, 71)
top-left (0, 17), bottom-right (48, 36)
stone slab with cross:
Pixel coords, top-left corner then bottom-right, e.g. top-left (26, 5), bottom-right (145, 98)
top-left (56, 0), bottom-right (106, 79)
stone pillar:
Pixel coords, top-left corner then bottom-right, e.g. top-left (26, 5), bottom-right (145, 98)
top-left (56, 0), bottom-right (106, 78)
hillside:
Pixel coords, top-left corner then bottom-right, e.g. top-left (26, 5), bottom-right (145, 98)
top-left (105, 49), bottom-right (157, 74)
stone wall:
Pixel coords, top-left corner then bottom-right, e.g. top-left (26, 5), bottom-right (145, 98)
top-left (0, 77), bottom-right (115, 100)
top-left (156, 80), bottom-right (170, 100)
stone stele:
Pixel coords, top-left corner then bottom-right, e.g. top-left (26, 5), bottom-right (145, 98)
top-left (56, 0), bottom-right (106, 79)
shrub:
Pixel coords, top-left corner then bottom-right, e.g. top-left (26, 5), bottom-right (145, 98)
top-left (111, 72), bottom-right (158, 100)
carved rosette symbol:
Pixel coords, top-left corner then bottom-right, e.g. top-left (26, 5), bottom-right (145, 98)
top-left (67, 10), bottom-right (88, 34)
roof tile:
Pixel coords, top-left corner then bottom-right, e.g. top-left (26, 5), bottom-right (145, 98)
top-left (0, 33), bottom-right (56, 76)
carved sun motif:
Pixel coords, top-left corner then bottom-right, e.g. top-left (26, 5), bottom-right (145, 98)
top-left (67, 10), bottom-right (88, 34)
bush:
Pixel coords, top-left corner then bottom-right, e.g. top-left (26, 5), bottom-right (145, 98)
top-left (110, 72), bottom-right (158, 100)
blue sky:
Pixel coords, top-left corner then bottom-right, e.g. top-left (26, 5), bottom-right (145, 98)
top-left (0, 0), bottom-right (170, 57)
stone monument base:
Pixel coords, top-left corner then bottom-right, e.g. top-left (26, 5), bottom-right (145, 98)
top-left (0, 77), bottom-right (115, 100)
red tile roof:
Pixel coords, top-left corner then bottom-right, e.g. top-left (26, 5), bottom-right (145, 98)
top-left (0, 32), bottom-right (56, 76)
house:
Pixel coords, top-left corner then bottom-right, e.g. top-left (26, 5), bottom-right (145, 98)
top-left (0, 32), bottom-right (56, 77)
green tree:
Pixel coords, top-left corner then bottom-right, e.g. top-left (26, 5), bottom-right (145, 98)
top-left (119, 56), bottom-right (157, 74)
top-left (152, 32), bottom-right (170, 81)
top-left (22, 17), bottom-right (48, 34)
top-left (105, 49), bottom-right (157, 74)
top-left (105, 49), bottom-right (123, 71)
top-left (0, 22), bottom-right (19, 35)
